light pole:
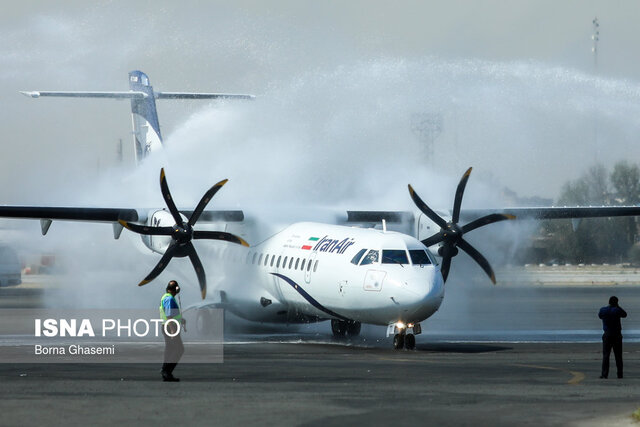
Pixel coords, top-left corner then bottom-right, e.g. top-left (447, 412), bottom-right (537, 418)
top-left (592, 17), bottom-right (599, 71)
top-left (592, 17), bottom-right (600, 160)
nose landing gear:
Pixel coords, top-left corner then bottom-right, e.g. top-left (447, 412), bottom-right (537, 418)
top-left (389, 322), bottom-right (421, 350)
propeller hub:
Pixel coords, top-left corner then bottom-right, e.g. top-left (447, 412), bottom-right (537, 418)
top-left (172, 223), bottom-right (194, 245)
top-left (408, 167), bottom-right (514, 285)
top-left (443, 222), bottom-right (462, 242)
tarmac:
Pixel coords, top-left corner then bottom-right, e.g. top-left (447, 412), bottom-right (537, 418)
top-left (0, 341), bottom-right (638, 426)
top-left (1, 270), bottom-right (640, 426)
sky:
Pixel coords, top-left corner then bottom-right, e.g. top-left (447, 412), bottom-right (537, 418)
top-left (1, 1), bottom-right (640, 206)
top-left (2, 1), bottom-right (640, 305)
top-left (2, 1), bottom-right (640, 208)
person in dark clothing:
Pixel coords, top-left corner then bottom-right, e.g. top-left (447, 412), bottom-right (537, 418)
top-left (598, 296), bottom-right (627, 379)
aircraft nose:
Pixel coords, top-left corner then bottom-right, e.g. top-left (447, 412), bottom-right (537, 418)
top-left (402, 269), bottom-right (443, 299)
top-left (394, 268), bottom-right (445, 316)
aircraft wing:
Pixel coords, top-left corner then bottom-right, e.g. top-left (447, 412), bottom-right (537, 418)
top-left (462, 206), bottom-right (640, 221)
top-left (0, 206), bottom-right (246, 222)
top-left (0, 206), bottom-right (139, 222)
top-left (343, 206), bottom-right (640, 224)
top-left (0, 205), bottom-right (245, 238)
top-left (342, 206), bottom-right (640, 223)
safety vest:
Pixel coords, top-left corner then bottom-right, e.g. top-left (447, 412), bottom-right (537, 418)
top-left (159, 293), bottom-right (182, 323)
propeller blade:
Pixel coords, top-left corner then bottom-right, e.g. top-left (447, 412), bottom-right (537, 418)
top-left (138, 243), bottom-right (177, 286)
top-left (408, 184), bottom-right (448, 229)
top-left (159, 168), bottom-right (184, 226)
top-left (440, 249), bottom-right (453, 283)
top-left (118, 220), bottom-right (174, 236)
top-left (452, 167), bottom-right (472, 224)
top-left (188, 179), bottom-right (228, 226)
top-left (457, 238), bottom-right (496, 284)
top-left (461, 213), bottom-right (516, 234)
top-left (421, 232), bottom-right (446, 248)
top-left (184, 242), bottom-right (207, 299)
top-left (193, 230), bottom-right (250, 247)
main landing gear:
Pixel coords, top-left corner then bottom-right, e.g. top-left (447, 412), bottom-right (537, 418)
top-left (331, 319), bottom-right (361, 339)
top-left (388, 322), bottom-right (421, 350)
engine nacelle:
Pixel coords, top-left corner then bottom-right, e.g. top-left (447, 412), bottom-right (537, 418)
top-left (140, 209), bottom-right (187, 255)
top-left (417, 210), bottom-right (451, 252)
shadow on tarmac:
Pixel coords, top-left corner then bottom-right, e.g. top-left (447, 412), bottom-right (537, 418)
top-left (414, 342), bottom-right (511, 353)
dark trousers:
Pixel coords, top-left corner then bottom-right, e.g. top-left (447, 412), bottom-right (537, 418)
top-left (601, 333), bottom-right (623, 378)
top-left (162, 327), bottom-right (184, 376)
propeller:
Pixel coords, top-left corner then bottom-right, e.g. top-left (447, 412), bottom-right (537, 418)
top-left (408, 167), bottom-right (515, 284)
top-left (119, 168), bottom-right (249, 299)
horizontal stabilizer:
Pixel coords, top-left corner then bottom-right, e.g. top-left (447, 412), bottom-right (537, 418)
top-left (20, 91), bottom-right (148, 99)
top-left (155, 92), bottom-right (255, 100)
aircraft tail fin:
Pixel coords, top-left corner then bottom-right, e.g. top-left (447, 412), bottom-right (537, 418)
top-left (21, 70), bottom-right (254, 164)
top-left (128, 71), bottom-right (163, 162)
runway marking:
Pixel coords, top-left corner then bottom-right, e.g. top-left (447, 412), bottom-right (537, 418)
top-left (513, 363), bottom-right (585, 385)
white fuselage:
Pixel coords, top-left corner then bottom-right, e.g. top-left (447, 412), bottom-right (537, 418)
top-left (168, 221), bottom-right (446, 327)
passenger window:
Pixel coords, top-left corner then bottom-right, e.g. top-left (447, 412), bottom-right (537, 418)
top-left (313, 260), bottom-right (319, 272)
top-left (351, 248), bottom-right (366, 265)
top-left (283, 256), bottom-right (288, 268)
top-left (307, 260), bottom-right (312, 271)
top-left (289, 258), bottom-right (294, 269)
top-left (382, 250), bottom-right (409, 265)
top-left (360, 250), bottom-right (379, 265)
top-left (252, 253), bottom-right (257, 264)
top-left (277, 256), bottom-right (281, 268)
top-left (301, 259), bottom-right (306, 271)
top-left (409, 249), bottom-right (432, 265)
top-left (258, 253), bottom-right (263, 266)
top-left (295, 258), bottom-right (300, 269)
top-left (270, 256), bottom-right (275, 267)
top-left (264, 254), bottom-right (269, 266)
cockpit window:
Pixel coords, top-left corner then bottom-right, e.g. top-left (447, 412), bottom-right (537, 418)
top-left (382, 250), bottom-right (408, 265)
top-left (360, 250), bottom-right (379, 265)
top-left (409, 249), bottom-right (432, 265)
top-left (351, 248), bottom-right (366, 265)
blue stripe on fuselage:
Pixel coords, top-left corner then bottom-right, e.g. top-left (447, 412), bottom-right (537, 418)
top-left (270, 273), bottom-right (350, 321)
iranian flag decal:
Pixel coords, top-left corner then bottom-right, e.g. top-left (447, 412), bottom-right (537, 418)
top-left (302, 236), bottom-right (319, 250)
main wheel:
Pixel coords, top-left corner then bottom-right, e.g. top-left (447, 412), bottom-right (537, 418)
top-left (331, 319), bottom-right (347, 338)
top-left (393, 333), bottom-right (405, 350)
top-left (346, 321), bottom-right (361, 338)
top-left (405, 333), bottom-right (416, 350)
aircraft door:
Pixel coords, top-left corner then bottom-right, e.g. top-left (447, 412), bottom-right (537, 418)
top-left (304, 252), bottom-right (317, 284)
top-left (273, 250), bottom-right (288, 301)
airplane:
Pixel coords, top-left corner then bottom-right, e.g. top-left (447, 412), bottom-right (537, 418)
top-left (5, 70), bottom-right (640, 350)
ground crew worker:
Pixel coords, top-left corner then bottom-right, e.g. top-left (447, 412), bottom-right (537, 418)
top-left (598, 296), bottom-right (627, 379)
top-left (160, 280), bottom-right (185, 382)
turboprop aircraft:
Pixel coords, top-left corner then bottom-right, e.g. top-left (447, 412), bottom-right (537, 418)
top-left (6, 71), bottom-right (640, 350)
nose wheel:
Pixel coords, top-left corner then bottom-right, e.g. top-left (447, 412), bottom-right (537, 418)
top-left (393, 332), bottom-right (416, 350)
top-left (388, 322), bottom-right (421, 350)
top-left (393, 333), bottom-right (404, 349)
top-left (404, 333), bottom-right (416, 350)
